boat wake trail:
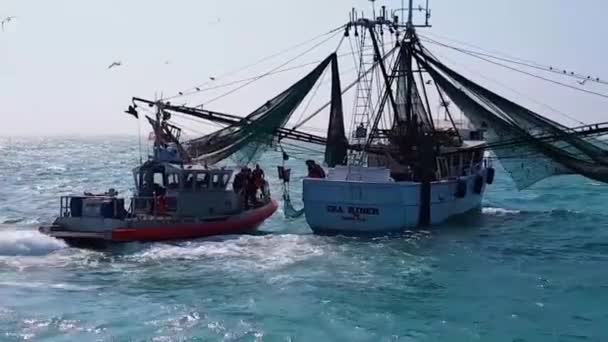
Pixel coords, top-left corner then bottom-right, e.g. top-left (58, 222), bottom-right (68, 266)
top-left (130, 234), bottom-right (327, 271)
top-left (0, 229), bottom-right (66, 256)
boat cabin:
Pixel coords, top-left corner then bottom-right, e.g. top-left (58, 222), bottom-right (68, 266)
top-left (132, 161), bottom-right (243, 217)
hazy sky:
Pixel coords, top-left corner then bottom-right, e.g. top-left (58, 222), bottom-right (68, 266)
top-left (2, 0), bottom-right (608, 136)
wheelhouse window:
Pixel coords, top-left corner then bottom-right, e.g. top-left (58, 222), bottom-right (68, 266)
top-left (211, 174), bottom-right (221, 188)
top-left (222, 173), bottom-right (231, 188)
top-left (195, 172), bottom-right (210, 190)
top-left (167, 173), bottom-right (180, 190)
top-left (153, 172), bottom-right (165, 187)
top-left (184, 173), bottom-right (195, 189)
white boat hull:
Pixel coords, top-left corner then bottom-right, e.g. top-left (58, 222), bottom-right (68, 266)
top-left (302, 168), bottom-right (490, 234)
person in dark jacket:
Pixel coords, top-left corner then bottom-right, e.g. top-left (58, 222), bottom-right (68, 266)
top-left (233, 168), bottom-right (247, 194)
top-left (306, 160), bottom-right (326, 178)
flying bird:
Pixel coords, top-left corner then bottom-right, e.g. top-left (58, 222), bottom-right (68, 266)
top-left (1, 16), bottom-right (16, 31)
top-left (107, 61), bottom-right (122, 69)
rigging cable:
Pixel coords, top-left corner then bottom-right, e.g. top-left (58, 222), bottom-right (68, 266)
top-left (418, 36), bottom-right (608, 100)
top-left (418, 44), bottom-right (586, 126)
top-left (291, 45), bottom-right (400, 130)
top-left (290, 34), bottom-right (347, 126)
top-left (195, 31), bottom-right (343, 107)
top-left (177, 48), bottom-right (376, 98)
top-left (420, 32), bottom-right (608, 86)
top-left (163, 25), bottom-right (346, 101)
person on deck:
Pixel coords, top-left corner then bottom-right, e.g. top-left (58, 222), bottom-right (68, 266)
top-left (306, 160), bottom-right (326, 179)
top-left (252, 164), bottom-right (265, 190)
top-left (233, 168), bottom-right (247, 194)
top-left (245, 168), bottom-right (258, 208)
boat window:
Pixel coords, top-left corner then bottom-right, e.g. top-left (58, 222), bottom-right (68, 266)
top-left (184, 173), bottom-right (195, 189)
top-left (212, 174), bottom-right (221, 188)
top-left (167, 173), bottom-right (180, 190)
top-left (195, 173), bottom-right (210, 190)
top-left (153, 172), bottom-right (164, 186)
top-left (222, 173), bottom-right (231, 187)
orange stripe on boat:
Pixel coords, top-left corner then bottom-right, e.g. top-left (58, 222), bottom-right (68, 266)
top-left (111, 200), bottom-right (278, 242)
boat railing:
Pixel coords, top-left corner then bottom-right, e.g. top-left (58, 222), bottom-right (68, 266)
top-left (130, 196), bottom-right (178, 218)
top-left (59, 195), bottom-right (127, 219)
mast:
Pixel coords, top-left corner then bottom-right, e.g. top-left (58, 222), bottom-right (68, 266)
top-left (405, 0), bottom-right (417, 128)
top-left (408, 0), bottom-right (414, 24)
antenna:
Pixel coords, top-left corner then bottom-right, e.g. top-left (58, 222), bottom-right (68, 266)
top-left (392, 0), bottom-right (432, 29)
top-left (370, 0), bottom-right (376, 21)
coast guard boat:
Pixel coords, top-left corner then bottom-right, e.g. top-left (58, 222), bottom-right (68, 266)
top-left (40, 108), bottom-right (277, 247)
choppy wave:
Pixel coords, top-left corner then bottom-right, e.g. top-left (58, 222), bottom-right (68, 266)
top-left (0, 281), bottom-right (100, 291)
top-left (0, 230), bottom-right (66, 256)
top-left (1, 136), bottom-right (608, 340)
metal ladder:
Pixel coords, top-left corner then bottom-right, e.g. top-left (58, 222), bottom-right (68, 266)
top-left (348, 31), bottom-right (377, 165)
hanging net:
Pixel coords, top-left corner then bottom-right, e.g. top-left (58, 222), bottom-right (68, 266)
top-left (184, 54), bottom-right (338, 166)
top-left (415, 48), bottom-right (608, 189)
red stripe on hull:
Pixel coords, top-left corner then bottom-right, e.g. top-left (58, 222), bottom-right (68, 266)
top-left (111, 200), bottom-right (278, 242)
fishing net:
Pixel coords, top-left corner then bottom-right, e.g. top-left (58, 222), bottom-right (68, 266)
top-left (416, 49), bottom-right (608, 189)
top-left (184, 54), bottom-right (337, 166)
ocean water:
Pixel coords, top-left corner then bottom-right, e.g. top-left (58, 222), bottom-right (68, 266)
top-left (1, 136), bottom-right (607, 341)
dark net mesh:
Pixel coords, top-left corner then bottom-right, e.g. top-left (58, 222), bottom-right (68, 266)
top-left (184, 55), bottom-right (335, 166)
top-left (416, 49), bottom-right (608, 189)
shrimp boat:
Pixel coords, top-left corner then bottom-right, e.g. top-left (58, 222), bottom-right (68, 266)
top-left (45, 1), bottom-right (608, 238)
top-left (40, 109), bottom-right (278, 247)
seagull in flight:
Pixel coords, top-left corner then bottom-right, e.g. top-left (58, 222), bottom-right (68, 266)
top-left (107, 61), bottom-right (122, 69)
top-left (1, 16), bottom-right (16, 31)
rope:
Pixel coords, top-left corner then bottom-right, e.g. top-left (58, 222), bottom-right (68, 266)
top-left (194, 31), bottom-right (342, 107)
top-left (420, 45), bottom-right (586, 126)
top-left (419, 37), bottom-right (608, 100)
top-left (170, 49), bottom-right (373, 100)
top-left (291, 44), bottom-right (400, 130)
top-left (163, 25), bottom-right (346, 101)
top-left (421, 32), bottom-right (608, 86)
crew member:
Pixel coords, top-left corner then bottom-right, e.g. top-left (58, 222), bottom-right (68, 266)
top-left (233, 167), bottom-right (247, 194)
top-left (245, 168), bottom-right (258, 208)
top-left (252, 164), bottom-right (265, 190)
top-left (306, 160), bottom-right (326, 179)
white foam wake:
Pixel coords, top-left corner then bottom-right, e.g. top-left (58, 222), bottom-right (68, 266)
top-left (132, 234), bottom-right (326, 271)
top-left (482, 207), bottom-right (521, 216)
top-left (0, 230), bottom-right (66, 256)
